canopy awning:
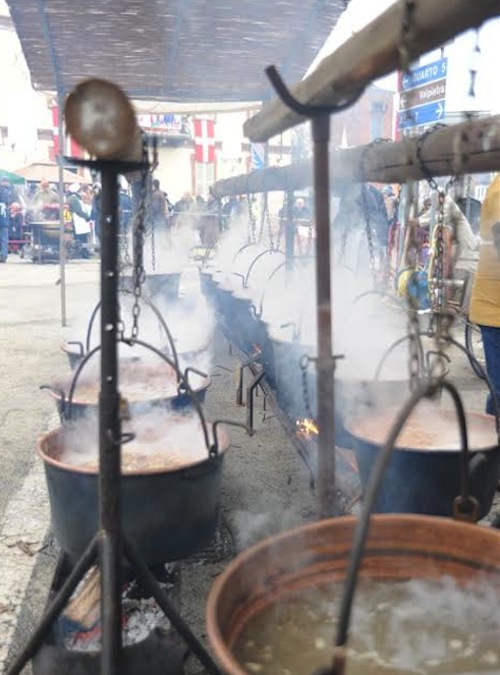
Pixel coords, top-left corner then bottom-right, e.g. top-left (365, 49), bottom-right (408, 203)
top-left (0, 168), bottom-right (25, 185)
top-left (6, 0), bottom-right (347, 104)
top-left (15, 163), bottom-right (90, 184)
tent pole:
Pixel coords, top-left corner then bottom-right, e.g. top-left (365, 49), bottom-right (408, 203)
top-left (57, 91), bottom-right (67, 327)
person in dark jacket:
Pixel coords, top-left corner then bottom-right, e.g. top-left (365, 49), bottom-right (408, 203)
top-left (68, 183), bottom-right (91, 258)
top-left (0, 177), bottom-right (12, 262)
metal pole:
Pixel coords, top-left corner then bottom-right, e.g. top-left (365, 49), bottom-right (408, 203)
top-left (5, 538), bottom-right (98, 675)
top-left (285, 189), bottom-right (294, 273)
top-left (312, 114), bottom-right (336, 518)
top-left (57, 92), bottom-right (67, 327)
top-left (99, 164), bottom-right (122, 675)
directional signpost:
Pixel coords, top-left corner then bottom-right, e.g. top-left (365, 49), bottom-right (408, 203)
top-left (397, 57), bottom-right (447, 132)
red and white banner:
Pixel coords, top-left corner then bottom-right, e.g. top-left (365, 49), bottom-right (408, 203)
top-left (193, 118), bottom-right (215, 164)
top-left (50, 105), bottom-right (84, 161)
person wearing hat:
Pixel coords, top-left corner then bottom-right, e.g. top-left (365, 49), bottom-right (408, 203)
top-left (33, 179), bottom-right (58, 212)
top-left (68, 183), bottom-right (92, 258)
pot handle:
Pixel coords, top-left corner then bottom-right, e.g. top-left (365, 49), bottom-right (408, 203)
top-left (84, 289), bottom-right (181, 379)
top-left (329, 379), bottom-right (477, 675)
top-left (244, 249), bottom-right (284, 288)
top-left (40, 385), bottom-right (67, 419)
top-left (209, 419), bottom-right (253, 457)
top-left (178, 366), bottom-right (208, 395)
top-left (66, 341), bottom-right (85, 357)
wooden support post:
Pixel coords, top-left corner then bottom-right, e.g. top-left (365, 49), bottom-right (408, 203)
top-left (211, 114), bottom-right (500, 198)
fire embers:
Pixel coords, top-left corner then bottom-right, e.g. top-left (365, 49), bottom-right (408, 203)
top-left (295, 417), bottom-right (318, 441)
top-left (59, 565), bottom-right (177, 652)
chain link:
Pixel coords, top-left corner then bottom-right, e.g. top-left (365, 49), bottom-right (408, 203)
top-left (247, 195), bottom-right (257, 244)
top-left (264, 193), bottom-right (275, 250)
top-left (151, 213), bottom-right (156, 271)
top-left (128, 133), bottom-right (150, 343)
top-left (360, 138), bottom-right (392, 286)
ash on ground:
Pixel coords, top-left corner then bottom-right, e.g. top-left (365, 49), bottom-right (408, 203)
top-left (62, 583), bottom-right (172, 652)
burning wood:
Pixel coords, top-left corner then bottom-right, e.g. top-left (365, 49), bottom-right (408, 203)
top-left (60, 566), bottom-right (172, 652)
top-left (296, 418), bottom-right (319, 441)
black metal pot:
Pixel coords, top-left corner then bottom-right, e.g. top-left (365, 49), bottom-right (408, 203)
top-left (38, 424), bottom-right (231, 565)
top-left (44, 371), bottom-right (211, 421)
top-left (346, 409), bottom-right (500, 519)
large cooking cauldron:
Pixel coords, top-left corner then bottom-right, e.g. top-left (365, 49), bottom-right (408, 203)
top-left (38, 417), bottom-right (231, 565)
top-left (47, 339), bottom-right (210, 421)
top-left (268, 324), bottom-right (411, 447)
top-left (346, 407), bottom-right (499, 519)
top-left (206, 514), bottom-right (500, 675)
top-left (227, 250), bottom-right (285, 356)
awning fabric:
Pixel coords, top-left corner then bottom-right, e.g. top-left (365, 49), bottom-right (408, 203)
top-left (0, 168), bottom-right (25, 185)
top-left (15, 163), bottom-right (90, 184)
top-left (6, 0), bottom-right (347, 104)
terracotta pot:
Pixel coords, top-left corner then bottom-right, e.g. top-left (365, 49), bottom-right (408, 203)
top-left (206, 515), bottom-right (500, 675)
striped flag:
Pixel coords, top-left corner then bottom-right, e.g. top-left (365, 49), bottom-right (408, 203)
top-left (50, 105), bottom-right (84, 160)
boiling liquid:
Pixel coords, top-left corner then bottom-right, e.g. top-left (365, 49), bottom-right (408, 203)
top-left (233, 577), bottom-right (500, 674)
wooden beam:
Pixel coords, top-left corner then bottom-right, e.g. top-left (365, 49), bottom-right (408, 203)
top-left (212, 114), bottom-right (500, 198)
top-left (244, 0), bottom-right (500, 142)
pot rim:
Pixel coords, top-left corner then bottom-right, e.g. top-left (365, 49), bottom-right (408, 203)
top-left (205, 514), bottom-right (500, 675)
top-left (345, 408), bottom-right (499, 454)
top-left (37, 422), bottom-right (230, 477)
top-left (48, 376), bottom-right (212, 407)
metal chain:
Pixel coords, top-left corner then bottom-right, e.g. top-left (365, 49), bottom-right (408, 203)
top-left (247, 195), bottom-right (257, 244)
top-left (275, 192), bottom-right (286, 252)
top-left (264, 193), bottom-right (275, 250)
top-left (151, 214), bottom-right (156, 271)
top-left (129, 133), bottom-right (150, 343)
top-left (360, 138), bottom-right (392, 286)
top-left (403, 183), bottom-right (424, 388)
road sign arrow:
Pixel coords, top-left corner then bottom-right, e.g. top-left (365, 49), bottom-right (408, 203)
top-left (436, 101), bottom-right (444, 119)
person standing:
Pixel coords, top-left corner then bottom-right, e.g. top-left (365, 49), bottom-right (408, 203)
top-left (469, 174), bottom-right (500, 416)
top-left (0, 177), bottom-right (11, 262)
top-left (68, 183), bottom-right (91, 258)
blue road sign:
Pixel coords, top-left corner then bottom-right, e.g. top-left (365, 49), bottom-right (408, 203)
top-left (398, 100), bottom-right (446, 130)
top-left (401, 58), bottom-right (448, 91)
top-left (250, 143), bottom-right (266, 170)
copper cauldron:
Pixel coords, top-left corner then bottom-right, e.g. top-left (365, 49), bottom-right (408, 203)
top-left (206, 514), bottom-right (500, 675)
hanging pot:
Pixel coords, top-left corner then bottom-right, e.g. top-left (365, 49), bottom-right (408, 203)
top-left (206, 381), bottom-right (500, 675)
top-left (45, 339), bottom-right (210, 421)
top-left (206, 514), bottom-right (500, 675)
top-left (38, 419), bottom-right (230, 565)
top-left (346, 407), bottom-right (499, 519)
top-left (39, 344), bottom-right (251, 565)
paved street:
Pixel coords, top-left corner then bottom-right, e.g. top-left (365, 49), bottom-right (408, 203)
top-left (0, 253), bottom-right (498, 674)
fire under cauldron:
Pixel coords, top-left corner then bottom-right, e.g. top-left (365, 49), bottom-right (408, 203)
top-left (38, 414), bottom-right (231, 565)
top-left (206, 515), bottom-right (500, 675)
top-left (346, 406), bottom-right (500, 519)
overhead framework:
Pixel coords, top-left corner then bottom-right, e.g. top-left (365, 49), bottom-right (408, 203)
top-left (212, 113), bottom-right (500, 198)
top-left (6, 0), bottom-right (347, 103)
top-left (244, 0), bottom-right (500, 142)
